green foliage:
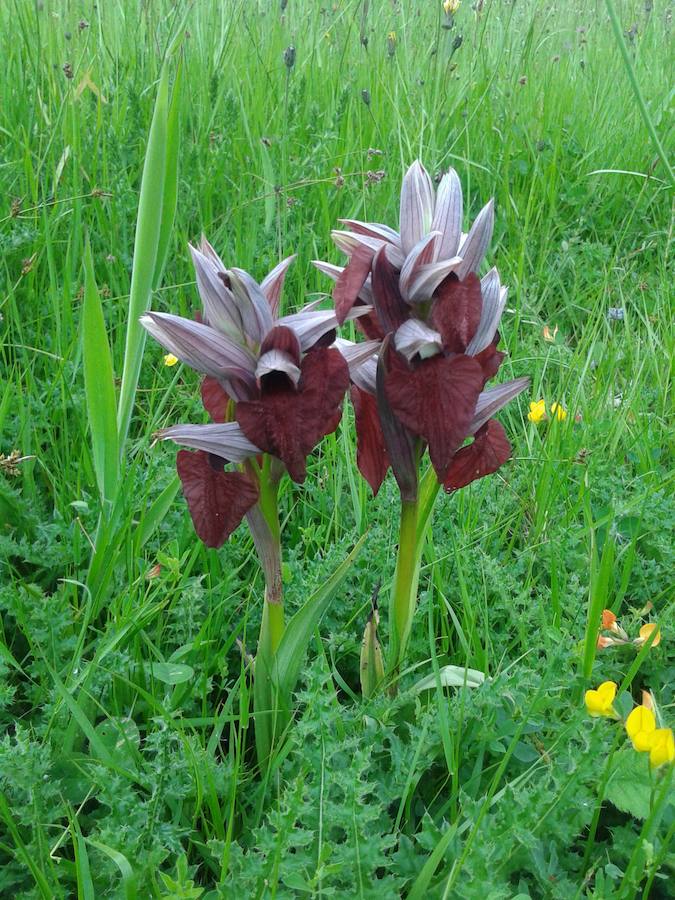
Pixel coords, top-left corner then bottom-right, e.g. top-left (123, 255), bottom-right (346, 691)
top-left (0, 0), bottom-right (673, 896)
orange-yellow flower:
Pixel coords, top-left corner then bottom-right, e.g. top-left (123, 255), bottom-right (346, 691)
top-left (636, 623), bottom-right (661, 648)
top-left (625, 705), bottom-right (656, 752)
top-left (648, 728), bottom-right (674, 768)
top-left (596, 635), bottom-right (619, 649)
top-left (601, 609), bottom-right (617, 630)
top-left (585, 681), bottom-right (617, 718)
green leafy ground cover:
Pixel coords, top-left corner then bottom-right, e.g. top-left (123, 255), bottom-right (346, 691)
top-left (1, 0), bottom-right (673, 896)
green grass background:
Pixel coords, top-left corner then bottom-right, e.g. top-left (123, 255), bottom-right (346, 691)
top-left (0, 0), bottom-right (673, 897)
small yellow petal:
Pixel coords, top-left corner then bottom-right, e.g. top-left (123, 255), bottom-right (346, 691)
top-left (626, 705), bottom-right (656, 743)
top-left (550, 402), bottom-right (567, 421)
top-left (648, 729), bottom-right (674, 768)
top-left (528, 399), bottom-right (546, 423)
top-left (638, 623), bottom-right (661, 648)
top-left (163, 353), bottom-right (179, 367)
top-left (585, 681), bottom-right (617, 717)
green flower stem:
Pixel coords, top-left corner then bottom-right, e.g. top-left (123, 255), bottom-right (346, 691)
top-left (389, 498), bottom-right (421, 673)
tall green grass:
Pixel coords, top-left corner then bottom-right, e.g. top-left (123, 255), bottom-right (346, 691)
top-left (0, 0), bottom-right (672, 896)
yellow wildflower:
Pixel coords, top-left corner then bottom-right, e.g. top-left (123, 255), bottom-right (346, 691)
top-left (163, 353), bottom-right (179, 367)
top-left (584, 681), bottom-right (617, 718)
top-left (550, 402), bottom-right (567, 421)
top-left (388, 31), bottom-right (397, 44)
top-left (528, 399), bottom-right (546, 423)
top-left (648, 728), bottom-right (674, 768)
top-left (443, 0), bottom-right (461, 14)
top-left (625, 705), bottom-right (656, 752)
top-left (635, 623), bottom-right (660, 648)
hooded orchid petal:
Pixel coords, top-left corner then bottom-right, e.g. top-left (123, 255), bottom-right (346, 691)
top-left (399, 161), bottom-right (435, 256)
top-left (351, 385), bottom-right (390, 495)
top-left (140, 312), bottom-right (257, 387)
top-left (443, 419), bottom-right (511, 491)
top-left (189, 244), bottom-right (244, 338)
top-left (466, 268), bottom-right (507, 356)
top-left (338, 219), bottom-right (402, 246)
top-left (394, 319), bottom-right (443, 361)
top-left (385, 347), bottom-right (484, 480)
top-left (260, 254), bottom-right (296, 316)
top-left (469, 376), bottom-right (530, 434)
top-left (278, 305), bottom-right (373, 351)
top-left (176, 449), bottom-right (259, 548)
top-left (333, 245), bottom-right (374, 324)
top-left (406, 256), bottom-right (463, 302)
top-left (256, 349), bottom-right (301, 385)
top-left (455, 198), bottom-right (495, 280)
top-left (399, 231), bottom-right (440, 301)
top-left (350, 356), bottom-right (377, 394)
top-left (236, 348), bottom-right (350, 482)
top-left (431, 168), bottom-right (463, 260)
top-left (161, 421), bottom-right (262, 461)
top-left (229, 268), bottom-right (275, 342)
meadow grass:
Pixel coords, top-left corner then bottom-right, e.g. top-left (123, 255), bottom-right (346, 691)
top-left (0, 0), bottom-right (673, 896)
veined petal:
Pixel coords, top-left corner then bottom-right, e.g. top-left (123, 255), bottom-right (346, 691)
top-left (162, 422), bottom-right (261, 461)
top-left (256, 349), bottom-right (301, 385)
top-left (229, 268), bottom-right (275, 342)
top-left (351, 356), bottom-right (377, 394)
top-left (333, 338), bottom-right (381, 372)
top-left (333, 245), bottom-right (374, 324)
top-left (371, 245), bottom-right (409, 334)
top-left (332, 229), bottom-right (405, 268)
top-left (399, 231), bottom-right (440, 301)
top-left (351, 385), bottom-right (389, 495)
top-left (201, 377), bottom-right (231, 423)
top-left (376, 341), bottom-right (418, 501)
top-left (313, 260), bottom-right (375, 307)
top-left (338, 218), bottom-right (402, 246)
top-left (260, 254), bottom-right (296, 316)
top-left (443, 419), bottom-right (511, 491)
top-left (456, 198), bottom-right (494, 280)
top-left (399, 160), bottom-right (434, 256)
top-left (470, 376), bottom-right (530, 434)
top-left (278, 305), bottom-right (373, 351)
top-left (385, 348), bottom-right (484, 480)
top-left (394, 319), bottom-right (443, 361)
top-left (189, 244), bottom-right (244, 338)
top-left (431, 168), bottom-right (463, 260)
top-left (406, 256), bottom-right (463, 302)
top-left (431, 273), bottom-right (483, 354)
top-left (176, 449), bottom-right (259, 548)
top-left (236, 347), bottom-right (349, 482)
top-left (141, 312), bottom-right (257, 385)
top-left (466, 268), bottom-right (507, 356)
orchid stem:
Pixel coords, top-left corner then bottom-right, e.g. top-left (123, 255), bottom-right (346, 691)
top-left (389, 498), bottom-right (421, 676)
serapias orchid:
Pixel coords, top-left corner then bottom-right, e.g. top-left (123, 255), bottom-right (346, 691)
top-left (317, 160), bottom-right (529, 676)
top-left (142, 238), bottom-right (369, 549)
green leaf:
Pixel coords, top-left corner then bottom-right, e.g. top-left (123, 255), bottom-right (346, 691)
top-left (135, 475), bottom-right (180, 551)
top-left (82, 236), bottom-right (118, 504)
top-left (273, 533), bottom-right (367, 700)
top-left (85, 839), bottom-right (137, 900)
top-left (116, 63), bottom-right (170, 450)
top-left (605, 749), bottom-right (654, 820)
top-left (152, 56), bottom-right (183, 290)
top-left (147, 661), bottom-right (194, 685)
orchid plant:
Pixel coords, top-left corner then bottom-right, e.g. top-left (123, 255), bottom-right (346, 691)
top-left (141, 239), bottom-right (369, 762)
top-left (316, 161), bottom-right (529, 686)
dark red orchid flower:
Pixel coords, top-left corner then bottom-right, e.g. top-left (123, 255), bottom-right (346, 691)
top-left (316, 161), bottom-right (530, 497)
